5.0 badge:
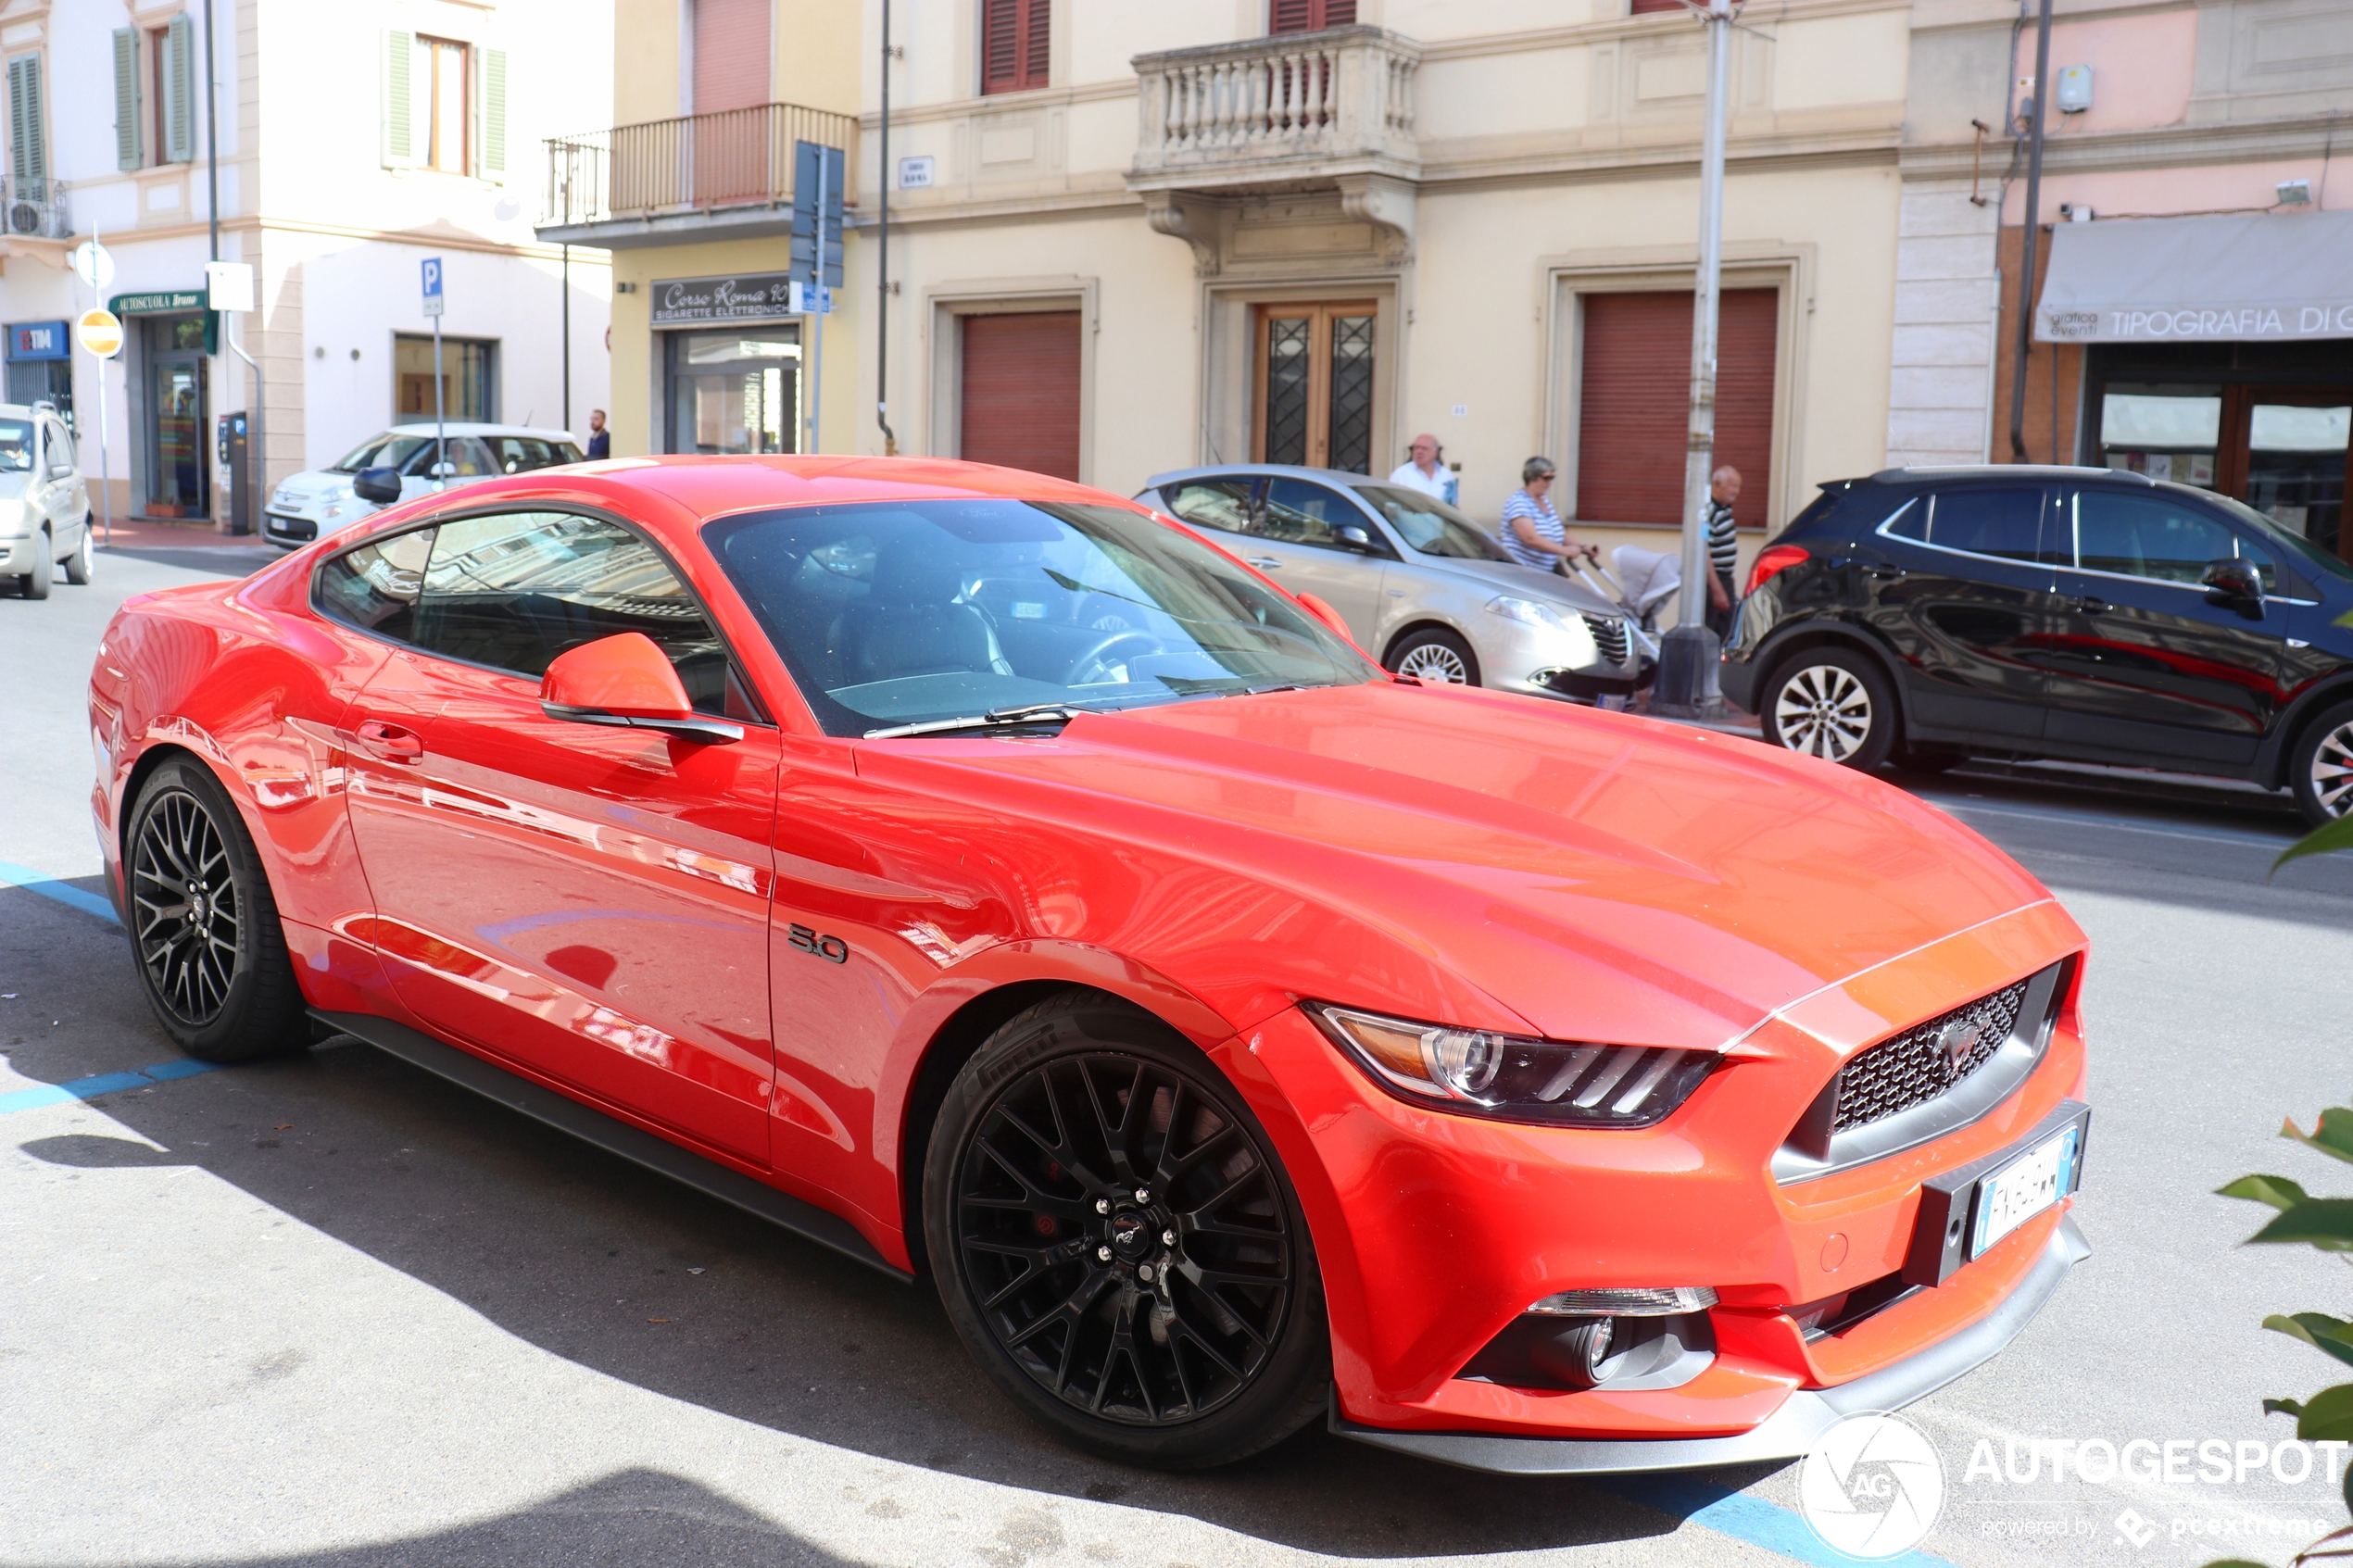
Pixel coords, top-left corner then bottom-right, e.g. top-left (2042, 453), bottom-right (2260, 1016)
top-left (786, 923), bottom-right (850, 964)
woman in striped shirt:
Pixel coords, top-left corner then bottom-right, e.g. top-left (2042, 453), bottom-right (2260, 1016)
top-left (1498, 457), bottom-right (1600, 573)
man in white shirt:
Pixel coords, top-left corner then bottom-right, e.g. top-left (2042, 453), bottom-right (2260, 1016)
top-left (1387, 433), bottom-right (1457, 507)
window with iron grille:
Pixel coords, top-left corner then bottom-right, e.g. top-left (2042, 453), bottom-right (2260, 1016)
top-left (1271, 0), bottom-right (1356, 31)
top-left (981, 0), bottom-right (1050, 95)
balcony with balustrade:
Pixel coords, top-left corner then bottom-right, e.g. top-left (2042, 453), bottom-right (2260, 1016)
top-left (1127, 27), bottom-right (1421, 194)
top-left (536, 101), bottom-right (857, 250)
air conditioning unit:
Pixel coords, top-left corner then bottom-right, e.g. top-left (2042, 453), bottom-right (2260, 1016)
top-left (0, 180), bottom-right (69, 239)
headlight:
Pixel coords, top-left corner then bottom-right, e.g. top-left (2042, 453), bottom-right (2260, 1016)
top-left (1307, 1003), bottom-right (1718, 1127)
top-left (1486, 595), bottom-right (1570, 632)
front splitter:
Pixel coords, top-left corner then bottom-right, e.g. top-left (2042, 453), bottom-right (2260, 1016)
top-left (1331, 1214), bottom-right (2089, 1474)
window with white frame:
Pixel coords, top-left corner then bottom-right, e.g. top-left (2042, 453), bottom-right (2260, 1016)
top-left (383, 31), bottom-right (508, 180)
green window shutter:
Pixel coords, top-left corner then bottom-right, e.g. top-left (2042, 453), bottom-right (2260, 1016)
top-left (6, 55), bottom-right (44, 183)
top-left (162, 15), bottom-right (195, 165)
top-left (480, 47), bottom-right (507, 181)
top-left (383, 30), bottom-right (414, 166)
top-left (112, 28), bottom-right (142, 171)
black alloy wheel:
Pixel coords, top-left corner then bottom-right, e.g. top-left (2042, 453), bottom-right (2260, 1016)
top-left (126, 759), bottom-right (310, 1062)
top-left (925, 992), bottom-right (1328, 1468)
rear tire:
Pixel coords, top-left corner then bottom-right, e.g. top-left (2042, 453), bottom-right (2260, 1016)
top-left (125, 757), bottom-right (311, 1062)
top-left (924, 991), bottom-right (1330, 1469)
top-left (20, 529), bottom-right (50, 598)
top-left (1387, 627), bottom-right (1479, 687)
top-left (1760, 648), bottom-right (1899, 771)
top-left (63, 521), bottom-right (94, 585)
top-left (2289, 699), bottom-right (2353, 828)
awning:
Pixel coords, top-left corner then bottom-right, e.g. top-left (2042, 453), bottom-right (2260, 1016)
top-left (2035, 209), bottom-right (2353, 344)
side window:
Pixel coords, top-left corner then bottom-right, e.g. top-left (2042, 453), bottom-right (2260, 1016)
top-left (1910, 488), bottom-right (2048, 564)
top-left (410, 511), bottom-right (734, 714)
top-left (2072, 489), bottom-right (2262, 587)
top-left (317, 527), bottom-right (437, 643)
top-left (1263, 478), bottom-right (1363, 551)
top-left (487, 436), bottom-right (578, 473)
top-left (44, 422), bottom-right (74, 477)
top-left (1161, 479), bottom-right (1257, 536)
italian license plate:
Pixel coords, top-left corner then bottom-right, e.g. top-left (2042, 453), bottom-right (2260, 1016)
top-left (1970, 1123), bottom-right (2081, 1259)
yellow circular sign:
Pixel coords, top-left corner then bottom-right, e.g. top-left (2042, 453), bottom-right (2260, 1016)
top-left (75, 307), bottom-right (124, 359)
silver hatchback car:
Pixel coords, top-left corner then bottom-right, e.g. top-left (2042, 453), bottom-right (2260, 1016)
top-left (1139, 465), bottom-right (1640, 702)
top-left (0, 402), bottom-right (94, 599)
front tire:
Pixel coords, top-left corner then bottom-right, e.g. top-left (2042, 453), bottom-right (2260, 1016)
top-left (2289, 699), bottom-right (2353, 828)
top-left (1387, 627), bottom-right (1479, 687)
top-left (63, 521), bottom-right (94, 585)
top-left (924, 991), bottom-right (1329, 1469)
top-left (125, 758), bottom-right (310, 1062)
top-left (1760, 648), bottom-right (1899, 771)
top-left (20, 528), bottom-right (50, 598)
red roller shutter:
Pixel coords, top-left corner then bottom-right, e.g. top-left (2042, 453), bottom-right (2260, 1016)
top-left (1575, 288), bottom-right (1776, 529)
top-left (692, 0), bottom-right (771, 114)
top-left (961, 312), bottom-right (1081, 481)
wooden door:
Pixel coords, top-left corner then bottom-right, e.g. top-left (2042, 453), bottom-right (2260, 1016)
top-left (1252, 301), bottom-right (1378, 473)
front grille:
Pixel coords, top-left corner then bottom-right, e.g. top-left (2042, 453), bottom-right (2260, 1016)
top-left (265, 513), bottom-right (316, 542)
top-left (1583, 613), bottom-right (1629, 665)
top-left (1831, 979), bottom-right (2029, 1134)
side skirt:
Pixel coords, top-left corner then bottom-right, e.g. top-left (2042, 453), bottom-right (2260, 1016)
top-left (312, 1009), bottom-right (913, 1284)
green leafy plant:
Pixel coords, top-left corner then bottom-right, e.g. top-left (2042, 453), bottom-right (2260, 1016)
top-left (2274, 817), bottom-right (2353, 877)
top-left (2206, 1105), bottom-right (2353, 1566)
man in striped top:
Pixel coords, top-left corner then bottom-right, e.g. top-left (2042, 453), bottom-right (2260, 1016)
top-left (1703, 465), bottom-right (1742, 640)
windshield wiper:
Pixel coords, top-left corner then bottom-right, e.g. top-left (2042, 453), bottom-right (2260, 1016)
top-left (863, 702), bottom-right (1099, 740)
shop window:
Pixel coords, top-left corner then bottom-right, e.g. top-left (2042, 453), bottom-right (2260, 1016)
top-left (394, 333), bottom-right (497, 422)
top-left (1252, 302), bottom-right (1377, 474)
top-left (1270, 0), bottom-right (1355, 30)
top-left (981, 0), bottom-right (1049, 94)
top-left (669, 331), bottom-right (799, 454)
top-left (2095, 375), bottom-right (2351, 560)
top-left (1576, 288), bottom-right (1775, 527)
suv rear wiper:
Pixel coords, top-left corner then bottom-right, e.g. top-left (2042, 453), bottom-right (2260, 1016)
top-left (863, 702), bottom-right (1096, 740)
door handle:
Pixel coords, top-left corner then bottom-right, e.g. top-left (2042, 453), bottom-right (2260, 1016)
top-left (2070, 595), bottom-right (2109, 615)
top-left (351, 720), bottom-right (424, 763)
top-left (1246, 557), bottom-right (1282, 569)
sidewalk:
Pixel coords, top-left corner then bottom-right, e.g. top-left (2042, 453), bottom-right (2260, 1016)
top-left (94, 519), bottom-right (263, 550)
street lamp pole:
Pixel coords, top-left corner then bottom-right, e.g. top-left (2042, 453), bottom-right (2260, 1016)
top-left (1654, 0), bottom-right (1733, 718)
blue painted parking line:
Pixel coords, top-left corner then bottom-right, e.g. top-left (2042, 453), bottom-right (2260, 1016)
top-left (0, 859), bottom-right (120, 925)
top-left (0, 1058), bottom-right (224, 1115)
top-left (1596, 1472), bottom-right (1963, 1568)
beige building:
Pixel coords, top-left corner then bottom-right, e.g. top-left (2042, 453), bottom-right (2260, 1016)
top-left (558, 0), bottom-right (1924, 587)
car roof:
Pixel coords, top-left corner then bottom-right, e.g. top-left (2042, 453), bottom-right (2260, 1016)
top-left (1142, 463), bottom-right (1399, 490)
top-left (1864, 464), bottom-right (2158, 487)
top-left (0, 403), bottom-right (60, 420)
top-left (381, 422), bottom-right (582, 442)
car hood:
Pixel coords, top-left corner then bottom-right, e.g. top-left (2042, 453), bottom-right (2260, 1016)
top-left (0, 471), bottom-right (30, 502)
top-left (269, 470), bottom-right (349, 505)
top-left (873, 682), bottom-right (2056, 1049)
top-left (1391, 550), bottom-right (1627, 621)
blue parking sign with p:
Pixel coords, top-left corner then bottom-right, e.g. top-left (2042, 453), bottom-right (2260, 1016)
top-left (422, 257), bottom-right (445, 318)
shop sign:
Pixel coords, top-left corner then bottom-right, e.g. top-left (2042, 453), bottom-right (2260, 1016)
top-left (651, 272), bottom-right (796, 326)
top-left (7, 320), bottom-right (69, 360)
top-left (2042, 304), bottom-right (2353, 344)
top-left (110, 289), bottom-right (209, 316)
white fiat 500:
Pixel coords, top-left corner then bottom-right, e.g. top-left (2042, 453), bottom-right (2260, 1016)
top-left (263, 423), bottom-right (585, 550)
top-left (0, 402), bottom-right (94, 599)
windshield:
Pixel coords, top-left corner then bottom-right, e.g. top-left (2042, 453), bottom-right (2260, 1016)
top-left (0, 421), bottom-right (29, 472)
top-left (1353, 484), bottom-right (1512, 560)
top-left (707, 498), bottom-right (1379, 736)
top-left (2201, 489), bottom-right (2353, 585)
top-left (331, 433), bottom-right (434, 473)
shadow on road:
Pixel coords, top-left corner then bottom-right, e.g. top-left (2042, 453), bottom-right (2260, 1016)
top-left (2, 882), bottom-right (1717, 1561)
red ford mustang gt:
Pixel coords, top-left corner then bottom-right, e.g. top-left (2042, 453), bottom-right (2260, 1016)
top-left (88, 456), bottom-right (2089, 1471)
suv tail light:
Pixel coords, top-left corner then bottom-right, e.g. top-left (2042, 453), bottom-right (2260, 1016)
top-left (1744, 544), bottom-right (1811, 596)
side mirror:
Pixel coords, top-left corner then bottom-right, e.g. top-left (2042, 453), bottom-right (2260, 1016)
top-left (352, 466), bottom-right (403, 505)
top-left (541, 633), bottom-right (742, 745)
top-left (2202, 557), bottom-right (2263, 605)
top-left (1292, 591), bottom-right (1365, 652)
top-left (1333, 524), bottom-right (1375, 550)
top-left (431, 461), bottom-right (459, 479)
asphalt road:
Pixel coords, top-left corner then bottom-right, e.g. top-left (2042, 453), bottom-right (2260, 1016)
top-left (5, 545), bottom-right (2350, 1568)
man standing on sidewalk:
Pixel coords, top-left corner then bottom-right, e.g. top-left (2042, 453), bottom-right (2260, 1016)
top-left (1703, 465), bottom-right (1741, 641)
top-left (1388, 433), bottom-right (1458, 506)
top-left (585, 409), bottom-right (610, 460)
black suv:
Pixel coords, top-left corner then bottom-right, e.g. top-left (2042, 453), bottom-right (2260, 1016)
top-left (1720, 466), bottom-right (2353, 826)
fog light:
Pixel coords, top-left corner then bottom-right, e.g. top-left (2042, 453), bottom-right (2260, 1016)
top-left (1529, 1286), bottom-right (1719, 1317)
top-left (1529, 1317), bottom-right (1615, 1389)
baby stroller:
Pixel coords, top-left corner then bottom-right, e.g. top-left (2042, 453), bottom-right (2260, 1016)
top-left (1562, 546), bottom-right (1679, 691)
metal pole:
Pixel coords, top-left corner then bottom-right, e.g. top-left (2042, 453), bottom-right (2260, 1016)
top-left (434, 313), bottom-right (446, 486)
top-left (561, 243), bottom-right (572, 434)
top-left (96, 340), bottom-right (112, 547)
top-left (810, 148), bottom-right (826, 454)
top-left (1653, 0), bottom-right (1731, 718)
top-left (204, 0), bottom-right (222, 530)
top-left (2007, 0), bottom-right (2055, 462)
top-left (877, 2), bottom-right (897, 455)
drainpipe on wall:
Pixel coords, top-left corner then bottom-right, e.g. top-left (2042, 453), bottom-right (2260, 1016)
top-left (877, 0), bottom-right (898, 456)
top-left (2007, 0), bottom-right (2054, 462)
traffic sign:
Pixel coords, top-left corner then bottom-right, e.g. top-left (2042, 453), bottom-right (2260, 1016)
top-left (421, 256), bottom-right (445, 318)
top-left (75, 308), bottom-right (125, 359)
top-left (789, 281), bottom-right (833, 316)
top-left (70, 240), bottom-right (115, 293)
top-left (206, 260), bottom-right (255, 314)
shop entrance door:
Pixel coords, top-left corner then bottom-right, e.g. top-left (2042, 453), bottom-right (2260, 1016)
top-left (2218, 387), bottom-right (2352, 563)
top-left (667, 330), bottom-right (799, 454)
top-left (144, 315), bottom-right (209, 519)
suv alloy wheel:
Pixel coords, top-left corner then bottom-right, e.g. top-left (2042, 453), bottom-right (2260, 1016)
top-left (1760, 648), bottom-right (1899, 770)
